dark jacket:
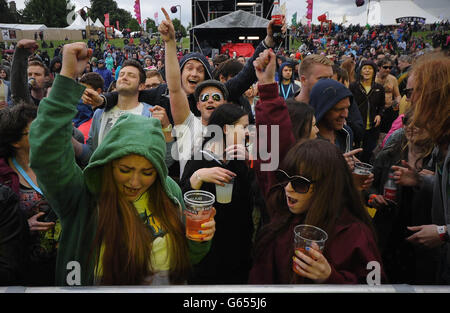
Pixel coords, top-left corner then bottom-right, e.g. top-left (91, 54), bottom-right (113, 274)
top-left (0, 184), bottom-right (30, 286)
top-left (368, 131), bottom-right (438, 284)
top-left (277, 62), bottom-right (300, 100)
top-left (249, 208), bottom-right (386, 284)
top-left (180, 152), bottom-right (253, 284)
top-left (350, 61), bottom-right (385, 130)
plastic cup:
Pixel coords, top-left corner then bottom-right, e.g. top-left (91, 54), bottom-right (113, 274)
top-left (352, 162), bottom-right (373, 190)
top-left (215, 178), bottom-right (234, 204)
top-left (183, 190), bottom-right (215, 239)
top-left (293, 224), bottom-right (328, 275)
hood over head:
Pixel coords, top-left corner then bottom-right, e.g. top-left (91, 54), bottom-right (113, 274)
top-left (309, 78), bottom-right (353, 123)
top-left (83, 114), bottom-right (176, 202)
top-left (179, 52), bottom-right (213, 80)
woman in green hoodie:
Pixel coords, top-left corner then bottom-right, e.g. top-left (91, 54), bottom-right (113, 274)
top-left (28, 42), bottom-right (215, 286)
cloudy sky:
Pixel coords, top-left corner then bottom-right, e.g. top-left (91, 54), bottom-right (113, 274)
top-left (11, 0), bottom-right (450, 27)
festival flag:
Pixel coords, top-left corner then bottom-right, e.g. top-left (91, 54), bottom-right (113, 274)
top-left (104, 13), bottom-right (110, 26)
top-left (292, 12), bottom-right (297, 26)
top-left (134, 0), bottom-right (142, 24)
top-left (116, 20), bottom-right (120, 30)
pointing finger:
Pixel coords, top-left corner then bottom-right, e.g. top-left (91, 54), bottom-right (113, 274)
top-left (161, 7), bottom-right (171, 21)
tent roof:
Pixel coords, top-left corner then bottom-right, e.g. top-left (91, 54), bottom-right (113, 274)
top-left (192, 10), bottom-right (269, 29)
top-left (344, 0), bottom-right (440, 25)
top-left (65, 14), bottom-right (87, 30)
top-left (94, 18), bottom-right (104, 28)
top-left (0, 23), bottom-right (47, 30)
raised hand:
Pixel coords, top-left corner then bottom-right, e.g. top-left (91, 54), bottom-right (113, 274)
top-left (17, 39), bottom-right (39, 54)
top-left (253, 48), bottom-right (276, 85)
top-left (60, 42), bottom-right (92, 80)
top-left (158, 7), bottom-right (176, 43)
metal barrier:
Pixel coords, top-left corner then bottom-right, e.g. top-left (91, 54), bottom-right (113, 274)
top-left (1, 284), bottom-right (450, 293)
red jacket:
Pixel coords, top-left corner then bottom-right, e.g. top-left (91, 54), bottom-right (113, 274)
top-left (254, 82), bottom-right (295, 202)
top-left (249, 208), bottom-right (387, 284)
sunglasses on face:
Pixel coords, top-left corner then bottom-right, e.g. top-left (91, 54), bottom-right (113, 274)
top-left (275, 169), bottom-right (314, 194)
top-left (382, 65), bottom-right (393, 70)
top-left (200, 92), bottom-right (222, 102)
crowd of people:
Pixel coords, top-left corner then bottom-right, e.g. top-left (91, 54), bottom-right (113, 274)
top-left (0, 9), bottom-right (449, 287)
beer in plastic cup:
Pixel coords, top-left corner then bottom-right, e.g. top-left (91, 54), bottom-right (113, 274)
top-left (352, 162), bottom-right (373, 190)
top-left (215, 177), bottom-right (234, 204)
top-left (293, 224), bottom-right (328, 275)
top-left (183, 190), bottom-right (215, 239)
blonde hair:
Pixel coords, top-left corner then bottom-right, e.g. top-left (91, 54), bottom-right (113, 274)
top-left (299, 54), bottom-right (333, 77)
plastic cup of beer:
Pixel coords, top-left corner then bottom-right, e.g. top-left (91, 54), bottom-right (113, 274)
top-left (293, 224), bottom-right (328, 275)
top-left (215, 177), bottom-right (234, 204)
top-left (352, 162), bottom-right (373, 190)
top-left (183, 190), bottom-right (215, 240)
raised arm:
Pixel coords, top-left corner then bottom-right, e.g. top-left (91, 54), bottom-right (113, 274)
top-left (29, 43), bottom-right (92, 218)
top-left (10, 39), bottom-right (38, 105)
top-left (159, 7), bottom-right (190, 126)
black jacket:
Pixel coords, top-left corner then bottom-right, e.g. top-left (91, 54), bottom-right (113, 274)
top-left (349, 81), bottom-right (385, 130)
top-left (0, 184), bottom-right (30, 286)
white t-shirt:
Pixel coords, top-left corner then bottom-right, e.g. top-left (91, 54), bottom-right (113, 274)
top-left (98, 103), bottom-right (144, 145)
top-left (173, 112), bottom-right (204, 178)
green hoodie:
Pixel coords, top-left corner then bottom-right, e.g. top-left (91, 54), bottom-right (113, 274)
top-left (29, 75), bottom-right (211, 286)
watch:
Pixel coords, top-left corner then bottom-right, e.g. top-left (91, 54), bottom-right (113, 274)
top-left (162, 124), bottom-right (173, 133)
top-left (437, 226), bottom-right (449, 242)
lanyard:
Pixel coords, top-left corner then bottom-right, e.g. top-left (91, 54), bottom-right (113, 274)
top-left (280, 83), bottom-right (292, 100)
top-left (12, 157), bottom-right (43, 195)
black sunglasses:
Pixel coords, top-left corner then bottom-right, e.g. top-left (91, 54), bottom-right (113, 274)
top-left (200, 92), bottom-right (222, 102)
top-left (275, 169), bottom-right (314, 194)
top-left (382, 65), bottom-right (393, 70)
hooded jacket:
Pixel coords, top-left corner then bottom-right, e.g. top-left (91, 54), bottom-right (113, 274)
top-left (310, 78), bottom-right (354, 153)
top-left (29, 75), bottom-right (211, 286)
top-left (350, 60), bottom-right (385, 130)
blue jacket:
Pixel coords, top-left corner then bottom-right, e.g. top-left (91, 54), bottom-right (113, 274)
top-left (94, 67), bottom-right (114, 92)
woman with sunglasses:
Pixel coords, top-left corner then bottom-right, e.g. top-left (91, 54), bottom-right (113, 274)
top-left (249, 139), bottom-right (385, 284)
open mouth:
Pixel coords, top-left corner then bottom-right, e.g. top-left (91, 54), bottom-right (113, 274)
top-left (124, 186), bottom-right (140, 197)
top-left (287, 195), bottom-right (298, 206)
top-left (188, 80), bottom-right (198, 87)
top-left (206, 106), bottom-right (215, 111)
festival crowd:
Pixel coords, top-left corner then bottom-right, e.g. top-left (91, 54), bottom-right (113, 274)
top-left (0, 9), bottom-right (449, 287)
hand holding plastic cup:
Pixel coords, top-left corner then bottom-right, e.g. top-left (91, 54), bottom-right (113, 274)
top-left (183, 190), bottom-right (215, 241)
top-left (215, 177), bottom-right (234, 204)
top-left (293, 224), bottom-right (328, 275)
top-left (352, 162), bottom-right (373, 190)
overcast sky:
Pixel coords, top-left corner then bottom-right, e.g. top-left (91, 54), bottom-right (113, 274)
top-left (11, 0), bottom-right (450, 26)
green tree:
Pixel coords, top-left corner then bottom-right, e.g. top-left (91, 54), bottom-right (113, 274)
top-left (171, 18), bottom-right (186, 37)
top-left (145, 18), bottom-right (158, 34)
top-left (127, 19), bottom-right (140, 32)
top-left (0, 0), bottom-right (20, 23)
top-left (22, 0), bottom-right (75, 27)
top-left (90, 0), bottom-right (132, 30)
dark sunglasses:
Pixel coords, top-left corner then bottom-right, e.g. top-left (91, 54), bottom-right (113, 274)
top-left (382, 65), bottom-right (393, 70)
top-left (405, 88), bottom-right (414, 99)
top-left (275, 169), bottom-right (314, 194)
top-left (200, 92), bottom-right (222, 102)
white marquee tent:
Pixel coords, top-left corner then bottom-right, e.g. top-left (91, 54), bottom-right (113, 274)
top-left (344, 0), bottom-right (440, 25)
top-left (0, 23), bottom-right (47, 30)
top-left (94, 18), bottom-right (104, 28)
top-left (65, 14), bottom-right (87, 30)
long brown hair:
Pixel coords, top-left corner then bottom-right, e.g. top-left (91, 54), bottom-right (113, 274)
top-left (91, 162), bottom-right (190, 285)
top-left (253, 139), bottom-right (374, 281)
top-left (410, 52), bottom-right (450, 146)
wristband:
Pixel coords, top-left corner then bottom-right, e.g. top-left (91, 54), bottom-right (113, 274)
top-left (437, 226), bottom-right (449, 242)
